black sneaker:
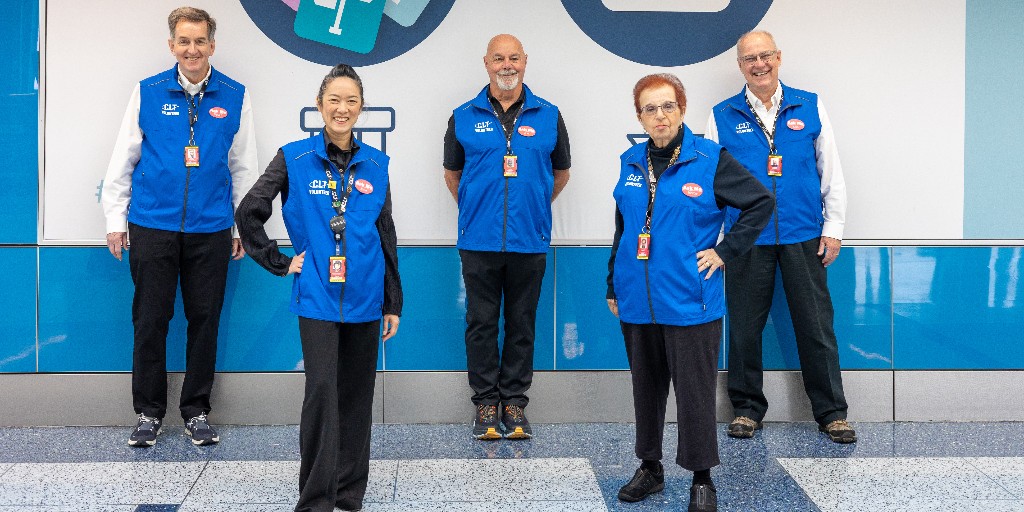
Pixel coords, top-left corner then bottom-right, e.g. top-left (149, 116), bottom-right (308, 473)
top-left (501, 404), bottom-right (532, 439)
top-left (688, 483), bottom-right (717, 511)
top-left (184, 413), bottom-right (220, 446)
top-left (618, 466), bottom-right (664, 502)
top-left (473, 404), bottom-right (501, 440)
top-left (127, 414), bottom-right (162, 447)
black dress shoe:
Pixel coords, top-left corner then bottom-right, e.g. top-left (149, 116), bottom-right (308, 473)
top-left (617, 466), bottom-right (664, 502)
top-left (688, 483), bottom-right (717, 511)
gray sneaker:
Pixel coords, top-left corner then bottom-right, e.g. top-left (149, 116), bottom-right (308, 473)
top-left (184, 413), bottom-right (220, 446)
top-left (127, 414), bottom-right (162, 447)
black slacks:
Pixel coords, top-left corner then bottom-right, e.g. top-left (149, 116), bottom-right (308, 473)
top-left (459, 250), bottom-right (546, 408)
top-left (128, 222), bottom-right (230, 421)
top-left (295, 317), bottom-right (380, 512)
top-left (622, 319), bottom-right (722, 472)
top-left (725, 238), bottom-right (849, 425)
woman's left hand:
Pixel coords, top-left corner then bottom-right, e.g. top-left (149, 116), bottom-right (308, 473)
top-left (696, 248), bottom-right (724, 280)
top-left (382, 314), bottom-right (400, 342)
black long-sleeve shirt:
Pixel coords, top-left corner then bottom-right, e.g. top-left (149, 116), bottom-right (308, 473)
top-left (607, 130), bottom-right (774, 299)
top-left (235, 145), bottom-right (403, 316)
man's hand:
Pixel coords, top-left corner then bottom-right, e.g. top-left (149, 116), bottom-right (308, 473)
top-left (288, 251), bottom-right (306, 275)
top-left (607, 299), bottom-right (619, 317)
top-left (382, 314), bottom-right (401, 341)
top-left (818, 236), bottom-right (842, 267)
top-left (106, 232), bottom-right (128, 261)
top-left (231, 238), bottom-right (246, 260)
top-left (696, 248), bottom-right (725, 280)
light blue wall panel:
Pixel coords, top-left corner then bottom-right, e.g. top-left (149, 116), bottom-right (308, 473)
top-left (385, 247), bottom-right (555, 371)
top-left (0, 0), bottom-right (38, 243)
top-left (38, 248), bottom-right (134, 371)
top-left (0, 248), bottom-right (37, 373)
top-left (964, 1), bottom-right (1024, 238)
top-left (729, 247), bottom-right (893, 370)
top-left (894, 247), bottom-right (1024, 369)
top-left (554, 247), bottom-right (628, 370)
top-left (39, 247), bottom-right (318, 372)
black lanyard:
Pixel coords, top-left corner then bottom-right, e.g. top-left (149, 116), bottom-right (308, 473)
top-left (490, 102), bottom-right (523, 155)
top-left (178, 75), bottom-right (209, 147)
top-left (744, 89), bottom-right (783, 154)
top-left (642, 144), bottom-right (680, 233)
top-left (323, 159), bottom-right (357, 255)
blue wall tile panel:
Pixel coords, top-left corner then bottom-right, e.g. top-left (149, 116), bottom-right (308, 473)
top-left (384, 247), bottom-right (554, 371)
top-left (0, 0), bottom-right (39, 243)
top-left (742, 247), bottom-right (894, 371)
top-left (893, 247), bottom-right (1024, 369)
top-left (0, 248), bottom-right (38, 372)
top-left (554, 247), bottom-right (629, 370)
top-left (38, 247), bottom-right (329, 373)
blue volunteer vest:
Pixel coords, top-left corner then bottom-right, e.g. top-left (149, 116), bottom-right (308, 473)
top-left (453, 84), bottom-right (559, 253)
top-left (612, 125), bottom-right (727, 326)
top-left (280, 133), bottom-right (389, 323)
top-left (129, 65), bottom-right (245, 233)
top-left (712, 83), bottom-right (823, 245)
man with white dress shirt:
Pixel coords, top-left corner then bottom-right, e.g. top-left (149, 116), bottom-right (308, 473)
top-left (101, 6), bottom-right (257, 448)
top-left (705, 30), bottom-right (855, 444)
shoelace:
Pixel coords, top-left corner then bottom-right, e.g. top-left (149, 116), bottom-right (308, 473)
top-left (505, 405), bottom-right (524, 422)
top-left (135, 415), bottom-right (158, 432)
top-left (477, 405), bottom-right (496, 422)
top-left (188, 413), bottom-right (208, 428)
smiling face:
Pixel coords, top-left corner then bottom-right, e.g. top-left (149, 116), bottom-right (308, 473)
top-left (736, 32), bottom-right (782, 99)
top-left (484, 34), bottom-right (527, 93)
top-left (168, 20), bottom-right (215, 84)
top-left (317, 77), bottom-right (363, 148)
top-left (637, 84), bottom-right (684, 148)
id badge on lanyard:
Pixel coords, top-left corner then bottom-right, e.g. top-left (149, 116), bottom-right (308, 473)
top-left (767, 154), bottom-right (782, 176)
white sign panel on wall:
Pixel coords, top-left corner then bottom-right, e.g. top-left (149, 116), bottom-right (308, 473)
top-left (41, 0), bottom-right (966, 243)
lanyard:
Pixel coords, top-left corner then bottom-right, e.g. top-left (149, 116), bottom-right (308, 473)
top-left (178, 75), bottom-right (209, 147)
top-left (490, 102), bottom-right (523, 155)
top-left (642, 144), bottom-right (680, 233)
top-left (323, 159), bottom-right (357, 254)
top-left (744, 89), bottom-right (783, 154)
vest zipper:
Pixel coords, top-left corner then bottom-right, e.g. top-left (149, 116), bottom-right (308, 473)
top-left (772, 176), bottom-right (780, 245)
top-left (180, 168), bottom-right (191, 232)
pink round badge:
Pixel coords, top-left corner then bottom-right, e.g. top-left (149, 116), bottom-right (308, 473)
top-left (209, 107), bottom-right (227, 119)
top-left (787, 118), bottom-right (805, 130)
top-left (682, 183), bottom-right (703, 198)
top-left (517, 126), bottom-right (536, 137)
top-left (354, 179), bottom-right (374, 194)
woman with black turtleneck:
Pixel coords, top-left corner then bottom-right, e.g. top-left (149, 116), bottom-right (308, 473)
top-left (606, 73), bottom-right (773, 512)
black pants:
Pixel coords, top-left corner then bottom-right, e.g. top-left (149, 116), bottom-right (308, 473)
top-left (295, 317), bottom-right (380, 512)
top-left (128, 223), bottom-right (230, 421)
top-left (725, 238), bottom-right (848, 425)
top-left (622, 319), bottom-right (721, 472)
top-left (459, 250), bottom-right (546, 407)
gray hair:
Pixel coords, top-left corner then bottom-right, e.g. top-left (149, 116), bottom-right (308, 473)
top-left (736, 30), bottom-right (777, 54)
top-left (168, 7), bottom-right (217, 40)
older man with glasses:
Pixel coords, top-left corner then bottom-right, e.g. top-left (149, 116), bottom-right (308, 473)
top-left (705, 30), bottom-right (855, 444)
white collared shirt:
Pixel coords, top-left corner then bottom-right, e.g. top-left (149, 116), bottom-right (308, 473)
top-left (705, 83), bottom-right (847, 240)
top-left (102, 66), bottom-right (258, 236)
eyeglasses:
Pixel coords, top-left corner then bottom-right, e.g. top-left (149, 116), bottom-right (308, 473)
top-left (738, 50), bottom-right (778, 65)
top-left (639, 101), bottom-right (679, 117)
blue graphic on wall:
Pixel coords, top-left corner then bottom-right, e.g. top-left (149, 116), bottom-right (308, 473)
top-left (561, 0), bottom-right (773, 66)
top-left (241, 0), bottom-right (455, 65)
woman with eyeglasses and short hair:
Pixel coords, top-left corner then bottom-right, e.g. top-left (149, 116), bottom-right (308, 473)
top-left (606, 73), bottom-right (773, 512)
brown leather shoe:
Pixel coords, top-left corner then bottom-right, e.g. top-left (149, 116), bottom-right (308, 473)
top-left (727, 416), bottom-right (761, 438)
top-left (819, 419), bottom-right (857, 443)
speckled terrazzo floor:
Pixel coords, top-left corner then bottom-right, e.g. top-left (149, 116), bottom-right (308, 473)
top-left (1, 422), bottom-right (1023, 511)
